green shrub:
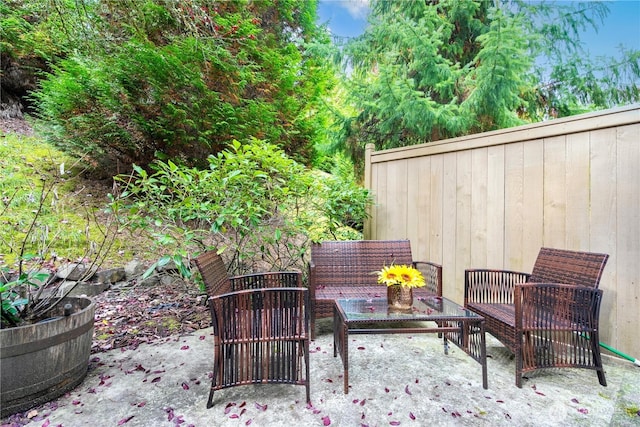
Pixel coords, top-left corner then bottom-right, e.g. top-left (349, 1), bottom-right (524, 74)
top-left (110, 139), bottom-right (372, 279)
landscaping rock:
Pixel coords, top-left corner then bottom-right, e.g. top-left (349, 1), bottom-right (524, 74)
top-left (94, 267), bottom-right (126, 284)
top-left (57, 281), bottom-right (110, 297)
top-left (124, 260), bottom-right (145, 279)
top-left (56, 263), bottom-right (97, 281)
top-left (138, 275), bottom-right (160, 287)
top-left (156, 260), bottom-right (178, 272)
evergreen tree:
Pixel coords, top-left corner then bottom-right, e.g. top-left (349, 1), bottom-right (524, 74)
top-left (24, 0), bottom-right (333, 176)
top-left (337, 0), bottom-right (640, 163)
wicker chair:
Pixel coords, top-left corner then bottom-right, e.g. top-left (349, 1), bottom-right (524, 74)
top-left (464, 247), bottom-right (608, 387)
top-left (193, 251), bottom-right (310, 408)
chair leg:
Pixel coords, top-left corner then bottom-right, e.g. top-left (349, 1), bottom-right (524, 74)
top-left (207, 386), bottom-right (216, 408)
top-left (515, 345), bottom-right (524, 388)
top-left (304, 342), bottom-right (311, 403)
top-left (591, 339), bottom-right (607, 386)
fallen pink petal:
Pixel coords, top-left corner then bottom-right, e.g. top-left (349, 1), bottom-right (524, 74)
top-left (117, 415), bottom-right (134, 425)
top-left (322, 415), bottom-right (331, 425)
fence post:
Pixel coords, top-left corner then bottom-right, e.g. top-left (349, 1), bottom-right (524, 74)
top-left (364, 143), bottom-right (375, 239)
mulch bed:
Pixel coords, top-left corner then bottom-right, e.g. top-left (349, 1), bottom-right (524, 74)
top-left (91, 278), bottom-right (210, 353)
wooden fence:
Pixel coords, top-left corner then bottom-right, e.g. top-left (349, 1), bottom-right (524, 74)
top-left (364, 104), bottom-right (640, 360)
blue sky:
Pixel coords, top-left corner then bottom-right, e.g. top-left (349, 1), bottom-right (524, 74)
top-left (317, 0), bottom-right (640, 57)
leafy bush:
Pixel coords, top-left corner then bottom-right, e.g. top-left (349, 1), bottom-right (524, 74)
top-left (29, 0), bottom-right (332, 177)
top-left (110, 139), bottom-right (372, 280)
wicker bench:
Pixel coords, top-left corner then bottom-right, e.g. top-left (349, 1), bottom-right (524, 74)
top-left (464, 247), bottom-right (609, 387)
top-left (308, 240), bottom-right (442, 338)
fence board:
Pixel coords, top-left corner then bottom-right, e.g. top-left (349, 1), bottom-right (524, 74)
top-left (589, 127), bottom-right (618, 346)
top-left (505, 143), bottom-right (525, 270)
top-left (471, 148), bottom-right (488, 268)
top-left (522, 139), bottom-right (544, 267)
top-left (615, 124), bottom-right (640, 351)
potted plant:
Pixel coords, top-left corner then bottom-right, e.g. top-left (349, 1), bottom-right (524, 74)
top-left (0, 162), bottom-right (119, 417)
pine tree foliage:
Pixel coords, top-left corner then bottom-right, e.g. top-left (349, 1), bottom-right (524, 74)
top-left (23, 0), bottom-right (333, 176)
top-left (337, 0), bottom-right (640, 159)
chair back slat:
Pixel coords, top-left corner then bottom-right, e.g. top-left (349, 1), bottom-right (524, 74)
top-left (194, 251), bottom-right (232, 297)
top-left (310, 240), bottom-right (413, 287)
top-left (529, 247), bottom-right (609, 288)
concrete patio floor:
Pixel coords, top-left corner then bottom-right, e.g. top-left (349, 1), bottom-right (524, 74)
top-left (3, 319), bottom-right (639, 426)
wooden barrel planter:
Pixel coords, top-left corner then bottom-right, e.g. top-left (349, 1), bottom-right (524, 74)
top-left (1, 297), bottom-right (95, 417)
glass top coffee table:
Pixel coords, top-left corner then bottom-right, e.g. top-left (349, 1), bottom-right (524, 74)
top-left (333, 295), bottom-right (487, 393)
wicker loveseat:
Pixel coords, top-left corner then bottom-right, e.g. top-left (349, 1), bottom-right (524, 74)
top-left (464, 247), bottom-right (609, 387)
top-left (308, 240), bottom-right (442, 338)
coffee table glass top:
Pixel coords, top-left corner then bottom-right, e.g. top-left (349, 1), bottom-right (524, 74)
top-left (336, 296), bottom-right (483, 322)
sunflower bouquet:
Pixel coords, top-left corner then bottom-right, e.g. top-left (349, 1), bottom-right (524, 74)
top-left (376, 264), bottom-right (426, 288)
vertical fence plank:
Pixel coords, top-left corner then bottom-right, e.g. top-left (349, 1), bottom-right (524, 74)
top-left (408, 157), bottom-right (430, 261)
top-left (614, 123), bottom-right (639, 352)
top-left (471, 148), bottom-right (488, 269)
top-left (442, 152), bottom-right (457, 297)
top-left (454, 151), bottom-right (472, 300)
top-left (543, 135), bottom-right (568, 248)
top-left (565, 131), bottom-right (591, 249)
top-left (486, 145), bottom-right (505, 268)
top-left (522, 139), bottom-right (544, 269)
top-left (590, 127), bottom-right (618, 346)
top-left (429, 155), bottom-right (444, 265)
top-left (505, 142), bottom-right (525, 270)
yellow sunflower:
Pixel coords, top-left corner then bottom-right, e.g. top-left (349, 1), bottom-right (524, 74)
top-left (376, 264), bottom-right (426, 288)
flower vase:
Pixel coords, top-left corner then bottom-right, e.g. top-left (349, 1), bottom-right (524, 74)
top-left (387, 285), bottom-right (413, 312)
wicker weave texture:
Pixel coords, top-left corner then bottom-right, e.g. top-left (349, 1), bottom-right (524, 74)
top-left (464, 247), bottom-right (608, 388)
top-left (193, 251), bottom-right (309, 407)
top-left (308, 240), bottom-right (442, 338)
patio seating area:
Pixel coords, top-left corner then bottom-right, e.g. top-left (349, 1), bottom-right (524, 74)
top-left (7, 318), bottom-right (639, 427)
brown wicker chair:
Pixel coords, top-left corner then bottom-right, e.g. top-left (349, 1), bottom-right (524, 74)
top-left (464, 247), bottom-right (608, 387)
top-left (193, 251), bottom-right (310, 408)
top-left (308, 240), bottom-right (442, 338)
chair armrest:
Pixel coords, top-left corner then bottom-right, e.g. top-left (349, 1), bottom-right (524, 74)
top-left (464, 269), bottom-right (530, 305)
top-left (413, 261), bottom-right (443, 296)
top-left (514, 283), bottom-right (603, 333)
top-left (229, 271), bottom-right (302, 291)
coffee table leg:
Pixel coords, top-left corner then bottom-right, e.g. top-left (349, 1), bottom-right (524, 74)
top-left (443, 335), bottom-right (449, 355)
top-left (333, 304), bottom-right (350, 394)
top-left (342, 323), bottom-right (349, 394)
top-left (480, 321), bottom-right (488, 389)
